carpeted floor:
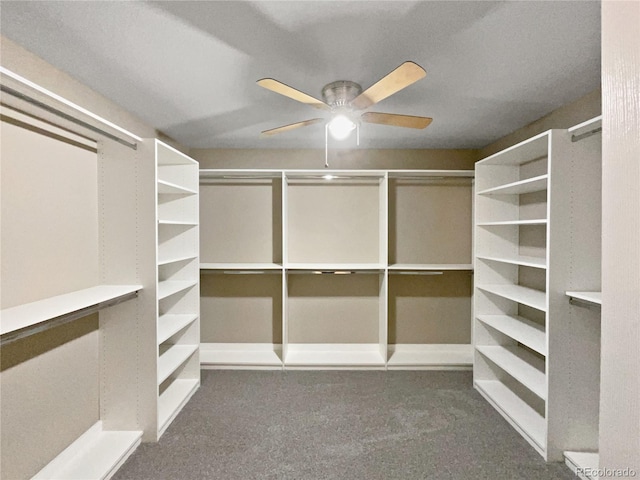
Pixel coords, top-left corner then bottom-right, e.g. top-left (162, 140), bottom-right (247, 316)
top-left (113, 370), bottom-right (576, 480)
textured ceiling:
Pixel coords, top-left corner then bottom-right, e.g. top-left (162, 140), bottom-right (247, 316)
top-left (0, 1), bottom-right (601, 149)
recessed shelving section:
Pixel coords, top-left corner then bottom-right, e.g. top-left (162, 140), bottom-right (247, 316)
top-left (198, 169), bottom-right (474, 369)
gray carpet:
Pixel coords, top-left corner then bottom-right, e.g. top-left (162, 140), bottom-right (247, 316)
top-left (114, 371), bottom-right (576, 480)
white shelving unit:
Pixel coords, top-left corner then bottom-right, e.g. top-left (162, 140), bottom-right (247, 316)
top-left (1, 104), bottom-right (146, 479)
top-left (199, 170), bottom-right (284, 368)
top-left (153, 140), bottom-right (200, 439)
top-left (474, 123), bottom-right (603, 462)
top-left (199, 169), bottom-right (474, 369)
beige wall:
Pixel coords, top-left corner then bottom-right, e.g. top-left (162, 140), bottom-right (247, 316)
top-left (478, 89), bottom-right (601, 159)
top-left (600, 0), bottom-right (640, 473)
top-left (192, 148), bottom-right (477, 171)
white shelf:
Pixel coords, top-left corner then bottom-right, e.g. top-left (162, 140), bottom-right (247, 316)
top-left (568, 115), bottom-right (602, 135)
top-left (475, 380), bottom-right (546, 450)
top-left (566, 291), bottom-right (602, 306)
top-left (477, 284), bottom-right (547, 312)
top-left (387, 344), bottom-right (473, 368)
top-left (158, 379), bottom-right (199, 435)
top-left (200, 262), bottom-right (283, 271)
top-left (157, 179), bottom-right (196, 195)
top-left (157, 344), bottom-right (198, 384)
top-left (388, 263), bottom-right (473, 271)
top-left (476, 345), bottom-right (547, 399)
top-left (158, 255), bottom-right (197, 267)
top-left (478, 174), bottom-right (548, 196)
top-left (477, 219), bottom-right (547, 226)
top-left (0, 285), bottom-right (142, 339)
top-left (158, 220), bottom-right (197, 227)
top-left (157, 280), bottom-right (197, 300)
top-left (477, 254), bottom-right (546, 269)
top-left (477, 131), bottom-right (549, 166)
top-left (158, 314), bottom-right (199, 345)
top-left (156, 140), bottom-right (198, 165)
top-left (286, 263), bottom-right (385, 272)
top-left (476, 314), bottom-right (546, 356)
top-left (564, 451), bottom-right (600, 480)
top-left (387, 169), bottom-right (475, 178)
top-left (32, 421), bottom-right (141, 480)
top-left (285, 344), bottom-right (386, 367)
top-left (200, 343), bottom-right (283, 367)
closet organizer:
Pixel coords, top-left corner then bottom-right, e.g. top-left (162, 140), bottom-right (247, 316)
top-left (199, 169), bottom-right (474, 369)
top-left (0, 71), bottom-right (200, 480)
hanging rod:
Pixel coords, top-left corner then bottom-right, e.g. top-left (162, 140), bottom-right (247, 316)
top-left (0, 67), bottom-right (142, 150)
top-left (1, 85), bottom-right (138, 150)
top-left (571, 127), bottom-right (602, 143)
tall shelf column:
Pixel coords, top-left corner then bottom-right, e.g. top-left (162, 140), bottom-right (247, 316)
top-left (473, 123), bottom-right (602, 462)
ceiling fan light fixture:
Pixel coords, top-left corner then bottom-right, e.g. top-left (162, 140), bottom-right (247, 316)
top-left (328, 114), bottom-right (356, 140)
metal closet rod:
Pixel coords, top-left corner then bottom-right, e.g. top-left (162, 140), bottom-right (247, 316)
top-left (1, 84), bottom-right (138, 150)
top-left (0, 66), bottom-right (143, 149)
top-left (571, 126), bottom-right (602, 143)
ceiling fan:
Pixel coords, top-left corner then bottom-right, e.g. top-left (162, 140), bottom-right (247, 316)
top-left (257, 61), bottom-right (432, 141)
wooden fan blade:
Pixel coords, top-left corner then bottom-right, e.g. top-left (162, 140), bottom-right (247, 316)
top-left (361, 112), bottom-right (433, 129)
top-left (260, 118), bottom-right (324, 137)
top-left (257, 79), bottom-right (331, 111)
top-left (351, 61), bottom-right (426, 110)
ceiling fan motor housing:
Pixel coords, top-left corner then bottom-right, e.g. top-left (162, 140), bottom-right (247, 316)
top-left (322, 81), bottom-right (362, 108)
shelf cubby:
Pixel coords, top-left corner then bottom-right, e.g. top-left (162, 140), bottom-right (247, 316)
top-left (200, 271), bottom-right (283, 368)
top-left (199, 170), bottom-right (282, 265)
top-left (387, 270), bottom-right (472, 368)
top-left (388, 176), bottom-right (473, 266)
top-left (285, 271), bottom-right (386, 367)
top-left (285, 172), bottom-right (386, 266)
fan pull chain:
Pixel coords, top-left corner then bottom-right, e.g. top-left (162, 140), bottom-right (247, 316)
top-left (325, 123), bottom-right (329, 168)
